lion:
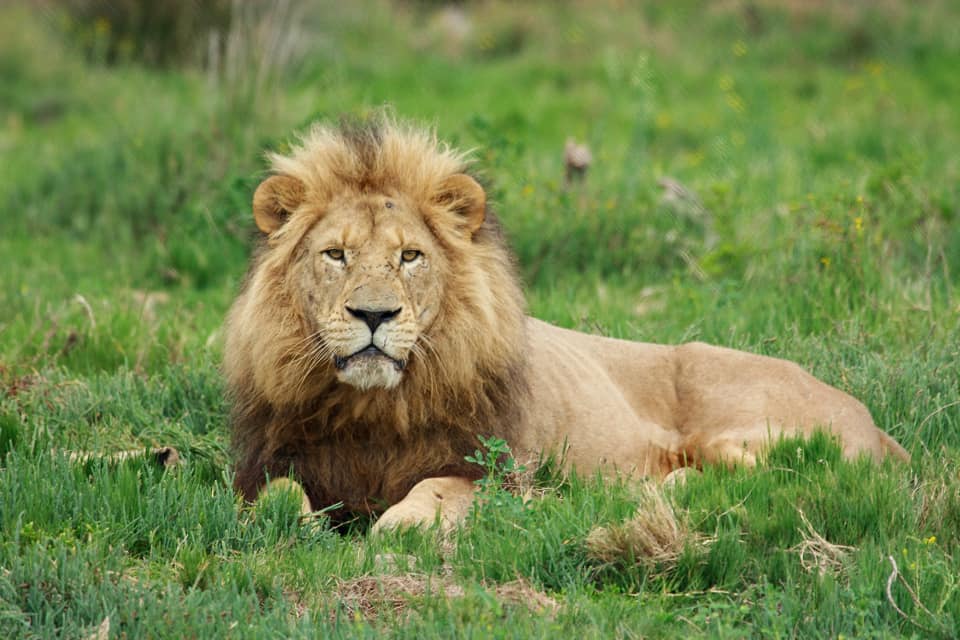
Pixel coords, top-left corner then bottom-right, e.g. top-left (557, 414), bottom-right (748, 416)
top-left (224, 116), bottom-right (910, 532)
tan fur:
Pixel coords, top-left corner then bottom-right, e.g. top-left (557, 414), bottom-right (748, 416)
top-left (224, 116), bottom-right (910, 531)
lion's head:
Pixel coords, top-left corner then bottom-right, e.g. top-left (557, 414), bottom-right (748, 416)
top-left (225, 118), bottom-right (528, 503)
top-left (253, 168), bottom-right (497, 391)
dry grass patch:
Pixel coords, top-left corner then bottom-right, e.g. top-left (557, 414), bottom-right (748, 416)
top-left (332, 574), bottom-right (558, 620)
top-left (493, 578), bottom-right (560, 614)
top-left (333, 574), bottom-right (457, 620)
top-left (585, 483), bottom-right (711, 571)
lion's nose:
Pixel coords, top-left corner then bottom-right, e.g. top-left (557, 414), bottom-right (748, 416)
top-left (346, 306), bottom-right (402, 333)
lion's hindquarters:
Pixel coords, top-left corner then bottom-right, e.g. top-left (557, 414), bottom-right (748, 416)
top-left (878, 429), bottom-right (911, 463)
top-left (674, 342), bottom-right (900, 464)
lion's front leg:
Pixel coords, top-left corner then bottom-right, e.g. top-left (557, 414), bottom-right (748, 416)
top-left (258, 477), bottom-right (314, 516)
top-left (371, 476), bottom-right (478, 533)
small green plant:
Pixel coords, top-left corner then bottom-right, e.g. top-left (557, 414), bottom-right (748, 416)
top-left (465, 435), bottom-right (525, 490)
top-left (465, 435), bottom-right (529, 525)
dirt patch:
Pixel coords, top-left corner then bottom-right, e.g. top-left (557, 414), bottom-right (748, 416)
top-left (332, 574), bottom-right (557, 620)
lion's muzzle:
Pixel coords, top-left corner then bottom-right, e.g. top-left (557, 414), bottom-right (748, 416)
top-left (333, 339), bottom-right (408, 390)
top-left (335, 345), bottom-right (406, 372)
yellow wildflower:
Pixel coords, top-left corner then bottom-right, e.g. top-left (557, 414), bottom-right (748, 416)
top-left (726, 94), bottom-right (746, 114)
top-left (94, 17), bottom-right (111, 35)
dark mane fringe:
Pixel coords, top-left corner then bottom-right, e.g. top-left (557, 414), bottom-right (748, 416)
top-left (230, 354), bottom-right (527, 518)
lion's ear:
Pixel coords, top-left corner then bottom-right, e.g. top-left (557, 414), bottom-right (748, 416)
top-left (432, 173), bottom-right (486, 236)
top-left (253, 175), bottom-right (306, 234)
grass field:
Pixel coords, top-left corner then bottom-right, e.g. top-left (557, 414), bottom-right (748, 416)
top-left (1, 1), bottom-right (959, 637)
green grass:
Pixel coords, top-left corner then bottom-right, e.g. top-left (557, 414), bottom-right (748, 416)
top-left (2, 1), bottom-right (959, 637)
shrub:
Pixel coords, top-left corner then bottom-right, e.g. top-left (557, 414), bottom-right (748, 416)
top-left (56, 0), bottom-right (231, 66)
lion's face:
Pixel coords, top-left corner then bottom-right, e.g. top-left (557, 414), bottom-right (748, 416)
top-left (295, 192), bottom-right (447, 390)
top-left (247, 168), bottom-right (489, 394)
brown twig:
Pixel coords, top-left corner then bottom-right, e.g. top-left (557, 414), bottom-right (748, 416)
top-left (885, 555), bottom-right (909, 620)
top-left (885, 555), bottom-right (934, 633)
top-left (792, 509), bottom-right (855, 575)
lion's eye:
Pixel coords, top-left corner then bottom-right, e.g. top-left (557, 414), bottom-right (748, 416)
top-left (400, 249), bottom-right (421, 263)
top-left (323, 248), bottom-right (345, 262)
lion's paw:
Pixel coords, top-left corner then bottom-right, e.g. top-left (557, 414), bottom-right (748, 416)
top-left (370, 504), bottom-right (437, 534)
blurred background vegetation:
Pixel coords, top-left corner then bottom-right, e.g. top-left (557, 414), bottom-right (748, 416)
top-left (1, 1), bottom-right (959, 636)
top-left (3, 0), bottom-right (957, 377)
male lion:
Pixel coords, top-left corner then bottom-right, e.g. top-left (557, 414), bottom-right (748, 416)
top-left (224, 117), bottom-right (909, 531)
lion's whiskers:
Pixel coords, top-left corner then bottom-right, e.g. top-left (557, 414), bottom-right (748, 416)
top-left (414, 334), bottom-right (452, 401)
top-left (287, 334), bottom-right (334, 400)
top-left (410, 341), bottom-right (441, 400)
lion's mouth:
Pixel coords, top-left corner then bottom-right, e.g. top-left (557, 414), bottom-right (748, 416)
top-left (334, 345), bottom-right (406, 372)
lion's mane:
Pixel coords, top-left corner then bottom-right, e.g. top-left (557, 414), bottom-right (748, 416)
top-left (224, 117), bottom-right (529, 516)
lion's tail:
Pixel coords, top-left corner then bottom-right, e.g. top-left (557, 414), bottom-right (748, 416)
top-left (879, 430), bottom-right (911, 463)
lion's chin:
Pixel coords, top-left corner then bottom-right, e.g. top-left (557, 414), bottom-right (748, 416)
top-left (335, 355), bottom-right (404, 391)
